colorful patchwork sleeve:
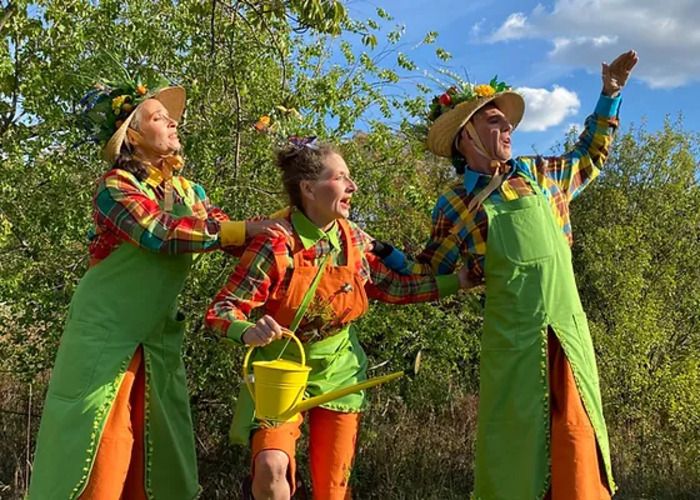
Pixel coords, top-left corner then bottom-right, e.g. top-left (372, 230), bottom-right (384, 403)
top-left (370, 240), bottom-right (413, 276)
top-left (521, 94), bottom-right (621, 200)
top-left (413, 196), bottom-right (468, 275)
top-left (355, 226), bottom-right (459, 303)
top-left (191, 181), bottom-right (230, 223)
top-left (204, 235), bottom-right (285, 343)
top-left (377, 191), bottom-right (481, 280)
top-left (94, 169), bottom-right (235, 254)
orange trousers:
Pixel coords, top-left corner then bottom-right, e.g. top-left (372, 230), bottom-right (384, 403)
top-left (548, 331), bottom-right (611, 499)
top-left (79, 347), bottom-right (147, 500)
top-left (251, 407), bottom-right (359, 499)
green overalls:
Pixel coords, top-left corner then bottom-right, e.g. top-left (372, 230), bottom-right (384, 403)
top-left (474, 173), bottom-right (614, 499)
top-left (29, 183), bottom-right (200, 499)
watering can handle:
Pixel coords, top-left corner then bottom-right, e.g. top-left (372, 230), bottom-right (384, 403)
top-left (242, 329), bottom-right (306, 401)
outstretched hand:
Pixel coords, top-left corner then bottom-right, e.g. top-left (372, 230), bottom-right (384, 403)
top-left (246, 218), bottom-right (292, 239)
top-left (602, 50), bottom-right (638, 97)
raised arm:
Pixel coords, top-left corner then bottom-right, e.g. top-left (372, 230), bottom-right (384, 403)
top-left (522, 50), bottom-right (638, 200)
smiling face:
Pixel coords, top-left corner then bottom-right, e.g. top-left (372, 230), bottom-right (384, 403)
top-left (127, 98), bottom-right (180, 158)
top-left (301, 152), bottom-right (357, 225)
top-left (457, 103), bottom-right (513, 164)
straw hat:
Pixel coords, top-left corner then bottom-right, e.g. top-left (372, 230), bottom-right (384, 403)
top-left (102, 86), bottom-right (185, 164)
top-left (425, 81), bottom-right (525, 158)
top-left (80, 71), bottom-right (185, 164)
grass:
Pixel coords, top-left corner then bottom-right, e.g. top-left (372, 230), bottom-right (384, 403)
top-left (1, 375), bottom-right (698, 499)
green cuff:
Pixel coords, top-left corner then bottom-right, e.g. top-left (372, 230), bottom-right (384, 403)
top-left (226, 320), bottom-right (254, 344)
top-left (220, 220), bottom-right (246, 247)
top-left (436, 274), bottom-right (459, 298)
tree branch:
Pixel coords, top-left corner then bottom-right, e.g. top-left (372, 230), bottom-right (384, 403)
top-left (235, 0), bottom-right (287, 93)
top-left (0, 2), bottom-right (16, 33)
top-left (209, 0), bottom-right (217, 57)
top-left (0, 31), bottom-right (21, 137)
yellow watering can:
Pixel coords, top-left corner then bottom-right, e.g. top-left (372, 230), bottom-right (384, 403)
top-left (243, 330), bottom-right (420, 422)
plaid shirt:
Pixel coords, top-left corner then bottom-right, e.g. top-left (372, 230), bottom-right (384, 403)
top-left (394, 94), bottom-right (621, 282)
top-left (205, 210), bottom-right (458, 342)
top-left (89, 165), bottom-right (230, 265)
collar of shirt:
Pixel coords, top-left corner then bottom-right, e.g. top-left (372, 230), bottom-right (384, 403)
top-left (291, 209), bottom-right (341, 251)
top-left (144, 163), bottom-right (166, 188)
top-left (141, 155), bottom-right (185, 189)
top-left (463, 159), bottom-right (519, 195)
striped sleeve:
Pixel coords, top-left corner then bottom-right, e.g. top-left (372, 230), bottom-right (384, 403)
top-left (204, 235), bottom-right (285, 343)
top-left (354, 226), bottom-right (459, 303)
top-left (93, 169), bottom-right (226, 254)
top-left (524, 94), bottom-right (621, 200)
top-left (192, 181), bottom-right (230, 223)
top-left (412, 195), bottom-right (466, 275)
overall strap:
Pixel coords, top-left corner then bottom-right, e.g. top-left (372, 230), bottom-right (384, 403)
top-left (515, 161), bottom-right (548, 199)
top-left (289, 253), bottom-right (330, 332)
top-left (275, 252), bottom-right (330, 359)
top-left (336, 218), bottom-right (359, 269)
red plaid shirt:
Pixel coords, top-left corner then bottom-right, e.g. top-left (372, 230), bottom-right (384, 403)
top-left (205, 211), bottom-right (458, 341)
top-left (89, 165), bottom-right (230, 265)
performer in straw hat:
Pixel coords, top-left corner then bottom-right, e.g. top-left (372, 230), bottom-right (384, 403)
top-left (374, 50), bottom-right (638, 498)
top-left (29, 69), bottom-right (288, 499)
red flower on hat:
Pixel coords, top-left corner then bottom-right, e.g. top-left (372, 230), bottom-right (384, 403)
top-left (438, 93), bottom-right (452, 106)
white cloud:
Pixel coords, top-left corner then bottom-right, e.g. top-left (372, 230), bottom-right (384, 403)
top-left (517, 86), bottom-right (581, 132)
top-left (488, 12), bottom-right (529, 42)
top-left (471, 18), bottom-right (486, 38)
top-left (484, 0), bottom-right (700, 88)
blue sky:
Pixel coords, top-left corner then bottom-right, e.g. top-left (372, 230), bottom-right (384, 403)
top-left (342, 0), bottom-right (699, 156)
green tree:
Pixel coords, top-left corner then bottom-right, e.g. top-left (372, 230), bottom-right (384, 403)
top-left (1, 1), bottom-right (698, 498)
top-left (571, 117), bottom-right (700, 497)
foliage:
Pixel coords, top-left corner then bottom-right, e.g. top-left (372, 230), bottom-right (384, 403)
top-left (570, 117), bottom-right (700, 496)
top-left (1, 1), bottom-right (698, 498)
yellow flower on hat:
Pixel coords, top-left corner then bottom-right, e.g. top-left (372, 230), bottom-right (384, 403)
top-left (111, 95), bottom-right (128, 115)
top-left (474, 84), bottom-right (496, 97)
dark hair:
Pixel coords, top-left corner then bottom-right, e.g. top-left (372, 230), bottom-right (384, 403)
top-left (113, 141), bottom-right (148, 181)
top-left (275, 142), bottom-right (337, 208)
top-left (450, 134), bottom-right (467, 175)
top-left (111, 106), bottom-right (149, 180)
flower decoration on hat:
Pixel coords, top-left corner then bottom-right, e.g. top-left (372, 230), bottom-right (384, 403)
top-left (427, 76), bottom-right (510, 123)
top-left (79, 69), bottom-right (171, 145)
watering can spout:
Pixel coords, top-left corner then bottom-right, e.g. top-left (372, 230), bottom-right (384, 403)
top-left (244, 331), bottom-right (421, 422)
top-left (280, 370), bottom-right (405, 419)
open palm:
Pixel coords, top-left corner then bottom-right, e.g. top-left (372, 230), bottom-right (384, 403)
top-left (602, 50), bottom-right (639, 96)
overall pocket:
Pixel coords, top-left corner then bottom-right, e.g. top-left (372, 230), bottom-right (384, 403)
top-left (493, 203), bottom-right (555, 265)
top-left (49, 320), bottom-right (110, 400)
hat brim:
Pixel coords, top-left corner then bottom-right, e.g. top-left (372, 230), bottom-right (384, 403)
top-left (102, 86), bottom-right (186, 164)
top-left (426, 91), bottom-right (525, 158)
